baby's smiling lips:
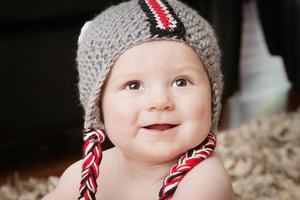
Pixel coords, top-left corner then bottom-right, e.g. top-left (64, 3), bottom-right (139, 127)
top-left (143, 124), bottom-right (178, 131)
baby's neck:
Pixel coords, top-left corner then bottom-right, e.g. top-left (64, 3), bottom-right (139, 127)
top-left (99, 147), bottom-right (177, 199)
top-left (109, 147), bottom-right (177, 185)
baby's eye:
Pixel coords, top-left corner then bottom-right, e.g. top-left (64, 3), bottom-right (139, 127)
top-left (172, 78), bottom-right (188, 87)
top-left (125, 81), bottom-right (141, 90)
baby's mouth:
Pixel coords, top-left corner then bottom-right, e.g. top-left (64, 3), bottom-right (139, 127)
top-left (143, 124), bottom-right (178, 131)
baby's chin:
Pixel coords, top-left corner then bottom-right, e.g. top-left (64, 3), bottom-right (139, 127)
top-left (136, 143), bottom-right (194, 164)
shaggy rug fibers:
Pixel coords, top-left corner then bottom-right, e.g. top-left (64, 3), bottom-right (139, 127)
top-left (217, 108), bottom-right (300, 200)
top-left (1, 108), bottom-right (299, 200)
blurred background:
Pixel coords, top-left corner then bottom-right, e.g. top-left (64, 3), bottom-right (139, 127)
top-left (0, 0), bottom-right (299, 182)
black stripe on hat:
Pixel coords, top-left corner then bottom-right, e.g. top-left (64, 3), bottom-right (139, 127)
top-left (139, 0), bottom-right (186, 39)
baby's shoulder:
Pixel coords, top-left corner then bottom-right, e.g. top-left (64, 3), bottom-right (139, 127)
top-left (42, 160), bottom-right (82, 200)
top-left (174, 154), bottom-right (234, 200)
top-left (42, 148), bottom-right (116, 200)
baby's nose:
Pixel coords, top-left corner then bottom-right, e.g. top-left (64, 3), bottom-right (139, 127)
top-left (147, 90), bottom-right (175, 112)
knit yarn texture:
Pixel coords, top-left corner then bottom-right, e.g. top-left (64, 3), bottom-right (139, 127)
top-left (77, 0), bottom-right (223, 131)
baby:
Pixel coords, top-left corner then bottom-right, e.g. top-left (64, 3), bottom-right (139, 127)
top-left (43, 0), bottom-right (234, 199)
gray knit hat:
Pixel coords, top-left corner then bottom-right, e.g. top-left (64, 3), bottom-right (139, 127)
top-left (77, 0), bottom-right (223, 132)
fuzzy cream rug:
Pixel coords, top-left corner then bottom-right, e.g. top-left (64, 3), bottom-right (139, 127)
top-left (217, 108), bottom-right (300, 200)
top-left (1, 108), bottom-right (299, 200)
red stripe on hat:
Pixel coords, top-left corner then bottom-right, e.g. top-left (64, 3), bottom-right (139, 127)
top-left (146, 0), bottom-right (172, 29)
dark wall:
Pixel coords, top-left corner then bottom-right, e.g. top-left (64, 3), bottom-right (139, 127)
top-left (0, 0), bottom-right (124, 165)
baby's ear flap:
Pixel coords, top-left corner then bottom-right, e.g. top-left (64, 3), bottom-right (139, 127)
top-left (78, 21), bottom-right (92, 44)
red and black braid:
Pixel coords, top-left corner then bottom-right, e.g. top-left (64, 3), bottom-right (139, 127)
top-left (158, 131), bottom-right (216, 200)
top-left (79, 129), bottom-right (105, 200)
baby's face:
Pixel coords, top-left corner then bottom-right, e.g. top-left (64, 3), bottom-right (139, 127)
top-left (102, 40), bottom-right (211, 163)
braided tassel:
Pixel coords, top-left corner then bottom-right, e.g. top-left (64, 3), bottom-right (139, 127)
top-left (79, 129), bottom-right (105, 200)
top-left (159, 131), bottom-right (216, 200)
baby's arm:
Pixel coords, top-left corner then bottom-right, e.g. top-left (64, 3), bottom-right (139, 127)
top-left (42, 160), bottom-right (82, 200)
top-left (173, 154), bottom-right (234, 200)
